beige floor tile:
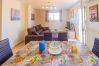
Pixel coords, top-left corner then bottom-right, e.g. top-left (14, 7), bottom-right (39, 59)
top-left (12, 41), bottom-right (25, 54)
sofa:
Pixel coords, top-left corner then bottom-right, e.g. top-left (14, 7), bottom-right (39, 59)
top-left (25, 31), bottom-right (67, 45)
top-left (25, 24), bottom-right (50, 44)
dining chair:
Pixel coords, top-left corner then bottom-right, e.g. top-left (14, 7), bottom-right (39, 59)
top-left (58, 32), bottom-right (67, 41)
top-left (44, 32), bottom-right (67, 41)
top-left (0, 38), bottom-right (13, 65)
top-left (44, 32), bottom-right (52, 41)
top-left (92, 38), bottom-right (99, 57)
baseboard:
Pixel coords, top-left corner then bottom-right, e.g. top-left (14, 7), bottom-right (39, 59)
top-left (12, 40), bottom-right (24, 49)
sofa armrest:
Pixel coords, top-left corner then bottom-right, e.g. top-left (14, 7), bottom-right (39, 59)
top-left (27, 28), bottom-right (33, 35)
top-left (25, 35), bottom-right (44, 44)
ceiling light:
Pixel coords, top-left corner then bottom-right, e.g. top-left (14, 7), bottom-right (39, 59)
top-left (46, 6), bottom-right (48, 9)
top-left (42, 6), bottom-right (57, 9)
top-left (42, 6), bottom-right (44, 9)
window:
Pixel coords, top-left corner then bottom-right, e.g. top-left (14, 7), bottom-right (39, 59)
top-left (46, 10), bottom-right (62, 22)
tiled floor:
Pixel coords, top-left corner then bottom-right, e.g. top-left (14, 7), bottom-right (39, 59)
top-left (12, 41), bottom-right (25, 54)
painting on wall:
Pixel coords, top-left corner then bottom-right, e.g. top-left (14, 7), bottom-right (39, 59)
top-left (89, 4), bottom-right (98, 22)
top-left (11, 8), bottom-right (20, 21)
top-left (31, 13), bottom-right (35, 20)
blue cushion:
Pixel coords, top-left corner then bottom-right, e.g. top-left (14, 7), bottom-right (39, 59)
top-left (0, 38), bottom-right (13, 65)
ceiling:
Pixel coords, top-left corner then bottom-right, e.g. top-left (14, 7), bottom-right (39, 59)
top-left (19, 0), bottom-right (79, 9)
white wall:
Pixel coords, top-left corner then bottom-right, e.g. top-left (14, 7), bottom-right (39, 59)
top-left (35, 9), bottom-right (68, 32)
top-left (0, 0), bottom-right (2, 40)
top-left (1, 0), bottom-right (28, 48)
top-left (28, 6), bottom-right (35, 28)
top-left (86, 0), bottom-right (99, 49)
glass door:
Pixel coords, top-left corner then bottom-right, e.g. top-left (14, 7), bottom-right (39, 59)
top-left (78, 1), bottom-right (87, 45)
top-left (78, 8), bottom-right (83, 43)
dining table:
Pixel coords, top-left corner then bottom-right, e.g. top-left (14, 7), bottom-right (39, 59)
top-left (2, 41), bottom-right (99, 66)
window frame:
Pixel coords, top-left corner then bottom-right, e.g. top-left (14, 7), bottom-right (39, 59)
top-left (46, 10), bottom-right (62, 22)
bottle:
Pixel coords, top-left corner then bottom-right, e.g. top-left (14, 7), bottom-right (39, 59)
top-left (39, 40), bottom-right (46, 53)
top-left (52, 29), bottom-right (58, 41)
top-left (71, 46), bottom-right (77, 53)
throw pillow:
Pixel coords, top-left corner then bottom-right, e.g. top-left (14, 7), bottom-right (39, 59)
top-left (31, 27), bottom-right (37, 35)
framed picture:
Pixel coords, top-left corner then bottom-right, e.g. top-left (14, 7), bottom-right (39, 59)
top-left (89, 4), bottom-right (98, 22)
top-left (31, 13), bottom-right (35, 20)
top-left (11, 8), bottom-right (20, 21)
